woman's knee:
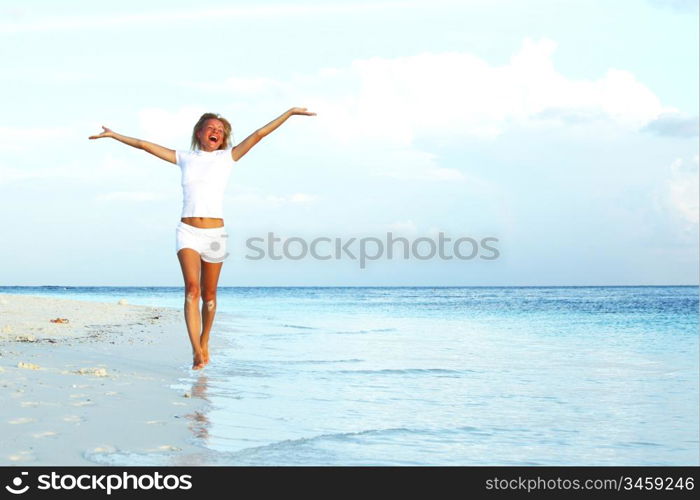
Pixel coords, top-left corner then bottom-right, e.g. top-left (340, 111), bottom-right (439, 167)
top-left (201, 290), bottom-right (217, 309)
top-left (185, 283), bottom-right (201, 303)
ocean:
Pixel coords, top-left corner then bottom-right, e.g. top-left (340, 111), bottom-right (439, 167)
top-left (2, 286), bottom-right (698, 465)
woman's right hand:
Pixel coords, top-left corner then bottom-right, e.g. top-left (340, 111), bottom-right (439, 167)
top-left (288, 107), bottom-right (316, 116)
top-left (88, 126), bottom-right (115, 140)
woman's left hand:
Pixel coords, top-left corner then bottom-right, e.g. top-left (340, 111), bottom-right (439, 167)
top-left (289, 107), bottom-right (317, 116)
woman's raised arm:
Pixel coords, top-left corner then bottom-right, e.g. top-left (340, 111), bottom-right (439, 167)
top-left (231, 107), bottom-right (316, 162)
top-left (89, 126), bottom-right (177, 164)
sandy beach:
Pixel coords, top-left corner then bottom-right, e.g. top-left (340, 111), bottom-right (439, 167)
top-left (0, 293), bottom-right (209, 465)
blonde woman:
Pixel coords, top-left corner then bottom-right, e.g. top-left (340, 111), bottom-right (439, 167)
top-left (89, 107), bottom-right (316, 369)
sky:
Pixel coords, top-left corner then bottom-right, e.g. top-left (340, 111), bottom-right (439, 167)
top-left (0, 0), bottom-right (698, 286)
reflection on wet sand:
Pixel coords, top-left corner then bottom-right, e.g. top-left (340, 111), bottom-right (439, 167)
top-left (186, 375), bottom-right (210, 441)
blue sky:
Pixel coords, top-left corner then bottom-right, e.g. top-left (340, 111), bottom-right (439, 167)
top-left (1, 0), bottom-right (698, 286)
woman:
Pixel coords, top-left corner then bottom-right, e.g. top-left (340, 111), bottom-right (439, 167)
top-left (89, 107), bottom-right (316, 370)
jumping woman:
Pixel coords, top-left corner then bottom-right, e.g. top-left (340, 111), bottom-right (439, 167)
top-left (89, 107), bottom-right (317, 369)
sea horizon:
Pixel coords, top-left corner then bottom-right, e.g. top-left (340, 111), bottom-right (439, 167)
top-left (3, 284), bottom-right (698, 289)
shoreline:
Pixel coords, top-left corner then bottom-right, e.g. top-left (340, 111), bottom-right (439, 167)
top-left (0, 293), bottom-right (211, 465)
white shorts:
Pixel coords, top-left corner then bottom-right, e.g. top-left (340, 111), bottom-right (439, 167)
top-left (175, 222), bottom-right (229, 263)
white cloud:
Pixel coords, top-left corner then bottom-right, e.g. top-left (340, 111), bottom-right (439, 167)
top-left (0, 164), bottom-right (43, 184)
top-left (648, 0), bottom-right (699, 13)
top-left (230, 193), bottom-right (286, 205)
top-left (137, 107), bottom-right (206, 149)
top-left (0, 149), bottom-right (176, 187)
top-left (376, 165), bottom-right (465, 181)
top-left (365, 149), bottom-right (465, 181)
top-left (190, 38), bottom-right (670, 147)
top-left (0, 126), bottom-right (72, 152)
top-left (288, 193), bottom-right (319, 203)
top-left (95, 191), bottom-right (170, 202)
top-left (0, 156), bottom-right (81, 185)
top-left (228, 188), bottom-right (319, 206)
top-left (0, 1), bottom-right (465, 34)
top-left (659, 156), bottom-right (699, 227)
top-left (387, 220), bottom-right (419, 235)
top-left (182, 76), bottom-right (287, 95)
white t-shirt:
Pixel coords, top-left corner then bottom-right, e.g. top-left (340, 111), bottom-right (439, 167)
top-left (176, 147), bottom-right (234, 218)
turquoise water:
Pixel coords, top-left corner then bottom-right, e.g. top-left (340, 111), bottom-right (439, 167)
top-left (2, 286), bottom-right (698, 465)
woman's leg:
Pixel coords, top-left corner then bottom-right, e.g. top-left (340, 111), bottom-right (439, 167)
top-left (177, 248), bottom-right (205, 369)
top-left (200, 259), bottom-right (223, 365)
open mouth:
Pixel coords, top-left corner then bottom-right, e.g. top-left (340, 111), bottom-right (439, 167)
top-left (208, 136), bottom-right (218, 143)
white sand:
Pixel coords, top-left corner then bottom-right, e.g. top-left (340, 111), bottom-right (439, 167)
top-left (0, 293), bottom-right (210, 465)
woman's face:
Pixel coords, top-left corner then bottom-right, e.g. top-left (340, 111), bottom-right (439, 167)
top-left (196, 118), bottom-right (226, 151)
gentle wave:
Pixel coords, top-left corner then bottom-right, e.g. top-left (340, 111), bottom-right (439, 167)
top-left (329, 328), bottom-right (398, 335)
top-left (328, 368), bottom-right (474, 376)
top-left (245, 358), bottom-right (364, 365)
top-left (227, 425), bottom-right (477, 454)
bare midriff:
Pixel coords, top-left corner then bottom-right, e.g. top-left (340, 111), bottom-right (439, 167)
top-left (180, 217), bottom-right (224, 228)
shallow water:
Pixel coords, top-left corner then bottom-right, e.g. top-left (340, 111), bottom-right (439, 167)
top-left (3, 286), bottom-right (698, 465)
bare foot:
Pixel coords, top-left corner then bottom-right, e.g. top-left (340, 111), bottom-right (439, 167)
top-left (200, 341), bottom-right (210, 365)
top-left (192, 352), bottom-right (206, 370)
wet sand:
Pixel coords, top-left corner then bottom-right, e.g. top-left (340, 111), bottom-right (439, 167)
top-left (0, 293), bottom-right (209, 465)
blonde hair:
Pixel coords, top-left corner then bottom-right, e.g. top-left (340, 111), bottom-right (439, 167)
top-left (190, 112), bottom-right (233, 150)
